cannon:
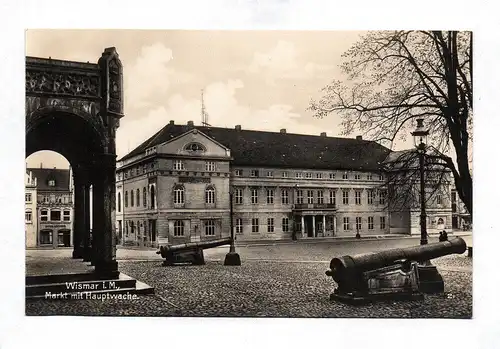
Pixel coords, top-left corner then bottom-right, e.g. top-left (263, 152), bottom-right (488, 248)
top-left (325, 237), bottom-right (467, 304)
top-left (156, 237), bottom-right (232, 266)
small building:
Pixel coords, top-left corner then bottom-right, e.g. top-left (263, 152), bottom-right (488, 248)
top-left (27, 167), bottom-right (74, 248)
top-left (25, 169), bottom-right (38, 248)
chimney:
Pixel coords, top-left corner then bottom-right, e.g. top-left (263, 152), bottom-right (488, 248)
top-left (235, 125), bottom-right (242, 131)
top-left (320, 132), bottom-right (327, 137)
top-left (356, 135), bottom-right (363, 140)
top-left (280, 129), bottom-right (287, 134)
top-left (187, 120), bottom-right (194, 127)
top-left (169, 120), bottom-right (174, 125)
top-left (40, 163), bottom-right (42, 168)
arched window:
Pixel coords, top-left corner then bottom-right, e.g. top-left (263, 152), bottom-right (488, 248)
top-left (174, 220), bottom-right (184, 236)
top-left (136, 189), bottom-right (140, 208)
top-left (124, 191), bottom-right (128, 208)
top-left (174, 185), bottom-right (185, 205)
top-left (117, 192), bottom-right (121, 212)
top-left (184, 142), bottom-right (206, 152)
top-left (437, 218), bottom-right (445, 225)
top-left (143, 187), bottom-right (147, 207)
top-left (205, 186), bottom-right (215, 204)
top-left (130, 190), bottom-right (134, 207)
top-left (150, 186), bottom-right (156, 209)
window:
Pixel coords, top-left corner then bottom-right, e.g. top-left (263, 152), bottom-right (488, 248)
top-left (235, 169), bottom-right (243, 177)
top-left (174, 160), bottom-right (184, 171)
top-left (40, 209), bottom-right (48, 222)
top-left (25, 211), bottom-right (32, 223)
top-left (380, 216), bottom-right (386, 230)
top-left (306, 173), bottom-right (313, 179)
top-left (342, 173), bottom-right (349, 180)
top-left (296, 190), bottom-right (304, 204)
top-left (117, 192), bottom-right (121, 212)
top-left (173, 220), bottom-right (184, 236)
top-left (174, 185), bottom-right (184, 205)
top-left (379, 174), bottom-right (384, 181)
top-left (266, 189), bottom-right (274, 204)
top-left (282, 217), bottom-right (289, 232)
top-left (25, 193), bottom-right (32, 202)
top-left (150, 186), bottom-right (156, 209)
top-left (48, 179), bottom-right (55, 187)
top-left (40, 230), bottom-right (53, 244)
top-left (367, 190), bottom-right (374, 205)
top-left (368, 216), bottom-right (374, 230)
top-left (236, 218), bottom-right (243, 234)
top-left (354, 174), bottom-right (361, 180)
top-left (317, 190), bottom-right (324, 204)
top-left (204, 220), bottom-right (216, 236)
top-left (436, 194), bottom-right (442, 205)
top-left (343, 217), bottom-right (350, 231)
top-left (136, 189), bottom-right (140, 207)
top-left (63, 210), bottom-right (70, 222)
top-left (125, 191), bottom-right (128, 208)
top-left (316, 173), bottom-right (323, 179)
top-left (185, 142), bottom-right (205, 152)
top-left (205, 186), bottom-right (215, 204)
top-left (235, 188), bottom-right (243, 204)
top-left (282, 172), bottom-right (289, 178)
top-left (267, 171), bottom-right (273, 177)
top-left (307, 190), bottom-right (314, 204)
top-left (130, 190), bottom-right (134, 207)
top-left (330, 173), bottom-right (336, 179)
top-left (50, 210), bottom-right (61, 221)
top-left (251, 189), bottom-right (258, 204)
top-left (379, 190), bottom-right (387, 205)
top-left (143, 187), bottom-right (147, 207)
top-left (367, 174), bottom-right (373, 180)
top-left (206, 161), bottom-right (216, 172)
top-left (251, 170), bottom-right (259, 177)
top-left (356, 217), bottom-right (362, 231)
top-left (355, 190), bottom-right (362, 205)
top-left (267, 218), bottom-right (274, 233)
top-left (329, 190), bottom-right (336, 205)
top-left (252, 218), bottom-right (259, 233)
top-left (281, 190), bottom-right (289, 205)
top-left (342, 189), bottom-right (349, 205)
top-left (295, 172), bottom-right (303, 179)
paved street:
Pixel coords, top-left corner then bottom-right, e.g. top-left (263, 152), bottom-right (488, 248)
top-left (25, 235), bottom-right (472, 318)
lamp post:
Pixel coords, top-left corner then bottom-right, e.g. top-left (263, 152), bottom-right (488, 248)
top-left (224, 187), bottom-right (241, 266)
top-left (411, 118), bottom-right (444, 293)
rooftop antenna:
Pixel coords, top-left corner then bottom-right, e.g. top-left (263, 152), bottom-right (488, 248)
top-left (201, 89), bottom-right (211, 127)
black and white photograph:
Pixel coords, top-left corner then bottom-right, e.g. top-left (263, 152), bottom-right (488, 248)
top-left (1, 1), bottom-right (499, 348)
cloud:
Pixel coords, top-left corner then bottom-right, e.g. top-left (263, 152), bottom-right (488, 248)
top-left (116, 78), bottom-right (335, 158)
top-left (246, 40), bottom-right (334, 84)
top-left (124, 43), bottom-right (195, 109)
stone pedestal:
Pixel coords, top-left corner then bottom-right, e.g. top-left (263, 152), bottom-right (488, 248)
top-left (224, 251), bottom-right (241, 266)
top-left (417, 262), bottom-right (444, 294)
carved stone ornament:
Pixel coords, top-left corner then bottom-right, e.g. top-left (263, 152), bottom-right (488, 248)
top-left (107, 57), bottom-right (123, 115)
top-left (26, 70), bottom-right (100, 98)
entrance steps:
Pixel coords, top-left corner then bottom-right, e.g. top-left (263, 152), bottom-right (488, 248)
top-left (26, 271), bottom-right (154, 299)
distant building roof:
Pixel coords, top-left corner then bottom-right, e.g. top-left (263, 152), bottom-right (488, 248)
top-left (119, 123), bottom-right (391, 171)
top-left (27, 168), bottom-right (70, 191)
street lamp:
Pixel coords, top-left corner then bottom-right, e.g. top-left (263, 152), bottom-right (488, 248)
top-left (411, 118), bottom-right (444, 293)
top-left (411, 118), bottom-right (429, 246)
top-left (224, 187), bottom-right (241, 266)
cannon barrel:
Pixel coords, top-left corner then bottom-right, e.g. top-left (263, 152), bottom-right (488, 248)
top-left (327, 237), bottom-right (467, 283)
top-left (158, 237), bottom-right (232, 257)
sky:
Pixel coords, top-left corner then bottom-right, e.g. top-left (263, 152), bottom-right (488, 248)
top-left (25, 29), bottom-right (415, 169)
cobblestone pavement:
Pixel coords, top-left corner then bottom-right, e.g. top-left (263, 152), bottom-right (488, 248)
top-left (25, 238), bottom-right (472, 318)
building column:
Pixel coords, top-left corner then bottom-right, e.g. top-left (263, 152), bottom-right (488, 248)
top-left (323, 215), bottom-right (326, 236)
top-left (82, 184), bottom-right (92, 261)
top-left (72, 176), bottom-right (85, 258)
top-left (301, 215), bottom-right (305, 238)
top-left (91, 154), bottom-right (118, 275)
top-left (312, 215), bottom-right (316, 237)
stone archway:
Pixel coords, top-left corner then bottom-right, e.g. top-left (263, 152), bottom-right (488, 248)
top-left (25, 47), bottom-right (124, 275)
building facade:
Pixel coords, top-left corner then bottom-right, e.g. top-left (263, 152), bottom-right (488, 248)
top-left (117, 121), bottom-right (441, 247)
top-left (27, 167), bottom-right (74, 248)
top-left (25, 170), bottom-right (38, 248)
top-left (451, 188), bottom-right (471, 230)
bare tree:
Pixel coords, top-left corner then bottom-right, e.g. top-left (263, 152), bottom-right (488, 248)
top-left (309, 31), bottom-right (472, 221)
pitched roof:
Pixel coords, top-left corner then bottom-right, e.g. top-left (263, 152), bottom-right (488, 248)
top-left (119, 123), bottom-right (391, 171)
top-left (27, 168), bottom-right (71, 191)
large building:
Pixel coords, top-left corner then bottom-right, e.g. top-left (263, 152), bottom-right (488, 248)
top-left (115, 121), bottom-right (454, 247)
top-left (25, 169), bottom-right (38, 247)
top-left (26, 167), bottom-right (74, 248)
